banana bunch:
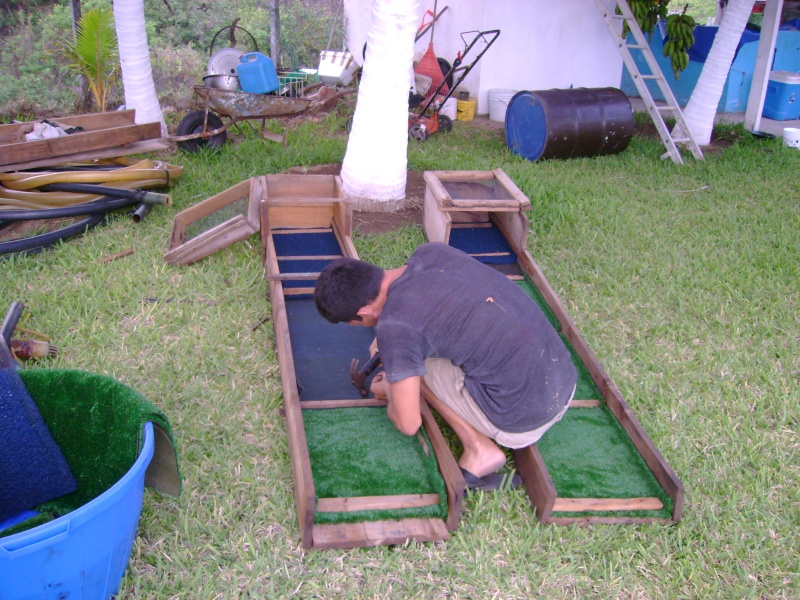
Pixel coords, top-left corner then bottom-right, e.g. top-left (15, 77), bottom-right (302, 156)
top-left (663, 9), bottom-right (697, 80)
top-left (622, 0), bottom-right (669, 39)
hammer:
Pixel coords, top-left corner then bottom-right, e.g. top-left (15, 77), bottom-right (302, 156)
top-left (349, 352), bottom-right (381, 398)
top-left (349, 352), bottom-right (431, 457)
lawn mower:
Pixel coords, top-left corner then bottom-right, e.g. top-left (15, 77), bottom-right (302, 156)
top-left (408, 29), bottom-right (500, 142)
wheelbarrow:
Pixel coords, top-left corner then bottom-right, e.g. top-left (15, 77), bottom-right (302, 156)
top-left (173, 82), bottom-right (356, 153)
top-left (173, 17), bottom-right (355, 153)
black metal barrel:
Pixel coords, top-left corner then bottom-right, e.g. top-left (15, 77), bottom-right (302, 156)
top-left (504, 87), bottom-right (635, 161)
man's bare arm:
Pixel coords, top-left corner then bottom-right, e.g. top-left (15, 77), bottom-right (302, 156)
top-left (370, 373), bottom-right (422, 436)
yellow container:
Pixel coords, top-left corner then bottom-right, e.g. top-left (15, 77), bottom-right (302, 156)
top-left (456, 99), bottom-right (476, 121)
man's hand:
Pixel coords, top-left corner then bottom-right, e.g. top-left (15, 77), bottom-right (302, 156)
top-left (369, 371), bottom-right (390, 400)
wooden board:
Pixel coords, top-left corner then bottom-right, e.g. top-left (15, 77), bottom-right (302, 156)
top-left (423, 169), bottom-right (684, 525)
top-left (0, 140), bottom-right (170, 174)
top-left (0, 110), bottom-right (163, 169)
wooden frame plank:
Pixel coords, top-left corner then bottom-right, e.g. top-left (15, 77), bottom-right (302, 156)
top-left (311, 518), bottom-right (449, 550)
top-left (0, 140), bottom-right (169, 173)
top-left (570, 399), bottom-right (602, 408)
top-left (512, 445), bottom-right (557, 523)
top-left (552, 497), bottom-right (663, 512)
top-left (301, 398), bottom-right (388, 409)
top-left (266, 272), bottom-right (322, 281)
top-left (423, 180), bottom-right (451, 244)
top-left (0, 110), bottom-right (139, 142)
top-left (276, 255), bottom-right (343, 261)
top-left (420, 388), bottom-right (464, 531)
top-left (0, 122), bottom-right (162, 167)
top-left (282, 287), bottom-right (317, 296)
top-left (263, 207), bottom-right (316, 548)
top-left (316, 494), bottom-right (440, 513)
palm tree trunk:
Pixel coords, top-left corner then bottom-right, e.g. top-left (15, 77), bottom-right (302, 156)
top-left (674, 0), bottom-right (755, 146)
top-left (113, 0), bottom-right (166, 136)
top-left (270, 0), bottom-right (281, 68)
top-left (341, 0), bottom-right (419, 211)
top-left (69, 0), bottom-right (92, 111)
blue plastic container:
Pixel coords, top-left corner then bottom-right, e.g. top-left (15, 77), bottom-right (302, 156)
top-left (763, 71), bottom-right (800, 121)
top-left (237, 52), bottom-right (279, 94)
top-left (0, 422), bottom-right (154, 599)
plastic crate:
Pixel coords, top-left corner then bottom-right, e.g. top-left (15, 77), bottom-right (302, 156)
top-left (276, 71), bottom-right (309, 97)
top-left (317, 51), bottom-right (359, 86)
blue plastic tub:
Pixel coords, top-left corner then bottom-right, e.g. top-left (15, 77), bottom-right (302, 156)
top-left (237, 52), bottom-right (279, 94)
top-left (0, 422), bottom-right (154, 599)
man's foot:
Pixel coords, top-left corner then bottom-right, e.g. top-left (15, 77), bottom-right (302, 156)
top-left (458, 443), bottom-right (507, 479)
top-left (460, 467), bottom-right (522, 492)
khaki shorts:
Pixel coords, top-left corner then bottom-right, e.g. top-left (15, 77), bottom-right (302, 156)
top-left (422, 358), bottom-right (573, 449)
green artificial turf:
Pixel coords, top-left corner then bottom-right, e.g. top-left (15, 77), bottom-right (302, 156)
top-left (303, 407), bottom-right (448, 525)
top-left (1, 369), bottom-right (179, 538)
top-left (517, 277), bottom-right (601, 400)
top-left (518, 275), bottom-right (669, 517)
top-left (559, 335), bottom-right (604, 401)
top-left (516, 279), bottom-right (561, 330)
top-left (537, 406), bottom-right (673, 519)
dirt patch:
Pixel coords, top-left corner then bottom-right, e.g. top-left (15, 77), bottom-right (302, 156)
top-left (282, 115), bottom-right (506, 235)
top-left (285, 163), bottom-right (427, 235)
top-left (633, 119), bottom-right (738, 153)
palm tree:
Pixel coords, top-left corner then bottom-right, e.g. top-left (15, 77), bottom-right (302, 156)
top-left (340, 0), bottom-right (419, 211)
top-left (113, 0), bottom-right (166, 136)
top-left (673, 0), bottom-right (755, 145)
top-left (60, 6), bottom-right (118, 112)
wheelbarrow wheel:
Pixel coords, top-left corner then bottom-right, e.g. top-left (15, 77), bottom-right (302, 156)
top-left (176, 110), bottom-right (227, 153)
top-left (438, 115), bottom-right (453, 133)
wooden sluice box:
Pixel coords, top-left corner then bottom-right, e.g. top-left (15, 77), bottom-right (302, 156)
top-left (260, 174), bottom-right (464, 549)
top-left (423, 169), bottom-right (684, 524)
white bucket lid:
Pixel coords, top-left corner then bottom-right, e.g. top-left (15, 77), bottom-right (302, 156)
top-left (769, 70), bottom-right (800, 84)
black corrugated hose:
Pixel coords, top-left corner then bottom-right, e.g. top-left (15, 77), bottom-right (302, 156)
top-left (0, 159), bottom-right (182, 257)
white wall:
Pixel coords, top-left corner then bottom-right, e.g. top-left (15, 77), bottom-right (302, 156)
top-left (344, 0), bottom-right (624, 115)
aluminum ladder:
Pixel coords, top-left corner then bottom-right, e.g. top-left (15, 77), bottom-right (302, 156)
top-left (594, 0), bottom-right (704, 164)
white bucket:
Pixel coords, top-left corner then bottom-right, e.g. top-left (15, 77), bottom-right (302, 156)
top-left (489, 88), bottom-right (517, 122)
top-left (441, 97), bottom-right (457, 121)
top-left (782, 127), bottom-right (800, 149)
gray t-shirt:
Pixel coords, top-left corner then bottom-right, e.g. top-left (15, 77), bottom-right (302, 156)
top-left (377, 243), bottom-right (577, 433)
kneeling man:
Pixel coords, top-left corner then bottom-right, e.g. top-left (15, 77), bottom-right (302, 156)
top-left (314, 243), bottom-right (577, 491)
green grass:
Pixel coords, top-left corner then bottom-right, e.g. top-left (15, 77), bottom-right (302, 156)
top-left (2, 115), bottom-right (799, 598)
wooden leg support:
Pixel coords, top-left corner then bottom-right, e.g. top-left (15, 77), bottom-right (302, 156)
top-left (512, 444), bottom-right (557, 523)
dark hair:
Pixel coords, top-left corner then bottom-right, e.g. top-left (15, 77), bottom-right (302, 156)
top-left (314, 257), bottom-right (383, 323)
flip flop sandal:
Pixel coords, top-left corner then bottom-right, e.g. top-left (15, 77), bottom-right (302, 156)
top-left (460, 467), bottom-right (522, 492)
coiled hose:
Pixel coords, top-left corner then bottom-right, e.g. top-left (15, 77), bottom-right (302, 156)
top-left (0, 158), bottom-right (183, 257)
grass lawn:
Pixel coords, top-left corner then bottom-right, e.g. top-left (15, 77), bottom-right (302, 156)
top-left (2, 111), bottom-right (798, 598)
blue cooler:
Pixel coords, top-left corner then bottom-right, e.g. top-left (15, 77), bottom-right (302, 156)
top-left (236, 52), bottom-right (279, 94)
top-left (763, 71), bottom-right (800, 121)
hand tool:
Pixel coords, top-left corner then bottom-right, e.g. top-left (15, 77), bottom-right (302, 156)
top-left (349, 352), bottom-right (381, 398)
